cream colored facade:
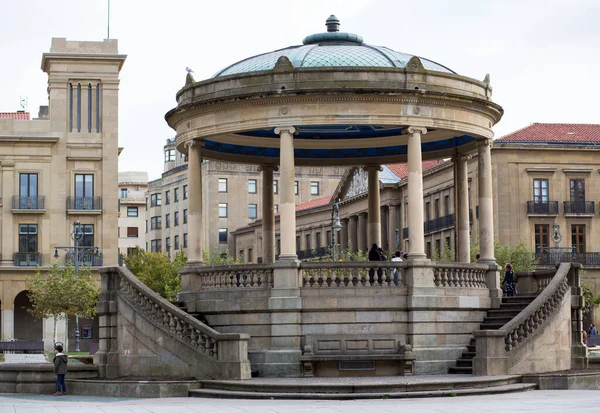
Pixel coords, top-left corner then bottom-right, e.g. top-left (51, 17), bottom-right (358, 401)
top-left (145, 139), bottom-right (344, 260)
top-left (118, 171), bottom-right (148, 256)
top-left (0, 38), bottom-right (125, 349)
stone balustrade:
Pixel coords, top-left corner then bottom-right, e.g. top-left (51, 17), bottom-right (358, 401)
top-left (300, 261), bottom-right (405, 287)
top-left (192, 264), bottom-right (274, 289)
top-left (515, 268), bottom-right (555, 294)
top-left (433, 263), bottom-right (488, 288)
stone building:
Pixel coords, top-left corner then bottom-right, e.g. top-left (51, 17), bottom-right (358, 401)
top-left (144, 138), bottom-right (345, 260)
top-left (118, 171), bottom-right (148, 256)
top-left (0, 38), bottom-right (125, 350)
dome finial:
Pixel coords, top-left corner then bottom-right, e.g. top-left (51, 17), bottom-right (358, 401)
top-left (326, 15), bottom-right (340, 32)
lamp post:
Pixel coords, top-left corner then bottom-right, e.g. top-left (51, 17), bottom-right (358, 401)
top-left (54, 220), bottom-right (99, 352)
top-left (331, 201), bottom-right (342, 261)
top-left (395, 228), bottom-right (400, 252)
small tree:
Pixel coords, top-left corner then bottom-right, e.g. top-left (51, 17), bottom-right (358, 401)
top-left (470, 237), bottom-right (537, 275)
top-left (26, 262), bottom-right (100, 343)
top-left (124, 248), bottom-right (186, 301)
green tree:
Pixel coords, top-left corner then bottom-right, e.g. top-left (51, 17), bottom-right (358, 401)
top-left (26, 262), bottom-right (100, 342)
top-left (202, 248), bottom-right (243, 266)
top-left (470, 237), bottom-right (537, 275)
top-left (582, 282), bottom-right (600, 315)
top-left (124, 248), bottom-right (186, 301)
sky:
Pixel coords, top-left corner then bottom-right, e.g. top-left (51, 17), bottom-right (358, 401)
top-left (1, 0), bottom-right (599, 180)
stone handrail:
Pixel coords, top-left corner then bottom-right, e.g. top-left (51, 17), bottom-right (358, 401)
top-left (515, 268), bottom-right (555, 294)
top-left (500, 263), bottom-right (571, 352)
top-left (190, 264), bottom-right (274, 289)
top-left (98, 266), bottom-right (250, 379)
top-left (433, 263), bottom-right (488, 288)
top-left (301, 261), bottom-right (406, 287)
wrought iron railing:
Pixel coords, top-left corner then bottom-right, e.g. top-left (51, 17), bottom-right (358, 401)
top-left (424, 214), bottom-right (455, 234)
top-left (537, 250), bottom-right (600, 267)
top-left (297, 247), bottom-right (328, 260)
top-left (526, 201), bottom-right (558, 214)
top-left (12, 196), bottom-right (45, 210)
top-left (13, 252), bottom-right (42, 267)
top-left (66, 252), bottom-right (103, 267)
top-left (563, 201), bottom-right (595, 214)
top-left (67, 196), bottom-right (102, 210)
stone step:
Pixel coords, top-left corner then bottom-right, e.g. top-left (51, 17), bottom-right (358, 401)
top-left (466, 344), bottom-right (476, 352)
top-left (448, 366), bottom-right (473, 374)
top-left (460, 351), bottom-right (476, 359)
top-left (456, 359), bottom-right (473, 367)
top-left (480, 322), bottom-right (505, 330)
top-left (482, 316), bottom-right (513, 324)
top-left (503, 295), bottom-right (537, 302)
top-left (498, 303), bottom-right (530, 310)
top-left (190, 383), bottom-right (537, 399)
top-left (487, 309), bottom-right (523, 317)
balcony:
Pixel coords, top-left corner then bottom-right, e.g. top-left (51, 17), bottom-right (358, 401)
top-left (11, 196), bottom-right (46, 213)
top-left (13, 252), bottom-right (42, 267)
top-left (66, 252), bottom-right (103, 267)
top-left (538, 251), bottom-right (600, 267)
top-left (297, 247), bottom-right (328, 260)
top-left (563, 201), bottom-right (595, 215)
top-left (526, 201), bottom-right (558, 215)
top-left (67, 196), bottom-right (102, 214)
top-left (424, 214), bottom-right (455, 234)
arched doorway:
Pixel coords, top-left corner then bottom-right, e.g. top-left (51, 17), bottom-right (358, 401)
top-left (14, 291), bottom-right (43, 340)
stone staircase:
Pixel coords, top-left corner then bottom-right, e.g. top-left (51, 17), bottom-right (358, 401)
top-left (448, 295), bottom-right (537, 374)
top-left (172, 300), bottom-right (211, 326)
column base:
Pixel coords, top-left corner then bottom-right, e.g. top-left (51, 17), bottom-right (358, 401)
top-left (407, 253), bottom-right (427, 260)
top-left (278, 253), bottom-right (298, 261)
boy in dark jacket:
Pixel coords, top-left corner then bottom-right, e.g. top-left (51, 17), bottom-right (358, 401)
top-left (53, 344), bottom-right (68, 395)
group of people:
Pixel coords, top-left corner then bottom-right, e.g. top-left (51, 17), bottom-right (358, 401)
top-left (368, 243), bottom-right (407, 262)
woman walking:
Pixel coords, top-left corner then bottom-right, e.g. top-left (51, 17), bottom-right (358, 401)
top-left (503, 263), bottom-right (516, 297)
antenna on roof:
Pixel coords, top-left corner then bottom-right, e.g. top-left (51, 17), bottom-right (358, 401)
top-left (107, 0), bottom-right (110, 39)
top-left (19, 96), bottom-right (28, 111)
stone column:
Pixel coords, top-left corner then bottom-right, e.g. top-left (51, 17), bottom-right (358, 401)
top-left (380, 206), bottom-right (388, 252)
top-left (348, 215), bottom-right (358, 253)
top-left (388, 204), bottom-right (399, 253)
top-left (186, 141), bottom-right (204, 264)
top-left (357, 212), bottom-right (367, 252)
top-left (275, 127), bottom-right (297, 260)
top-left (407, 126), bottom-right (427, 260)
top-left (365, 165), bottom-right (382, 248)
top-left (455, 155), bottom-right (471, 263)
top-left (340, 218), bottom-right (349, 253)
top-left (261, 165), bottom-right (277, 264)
top-left (1, 162), bottom-right (14, 266)
top-left (477, 139), bottom-right (495, 263)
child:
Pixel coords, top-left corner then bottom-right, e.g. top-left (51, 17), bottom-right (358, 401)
top-left (53, 344), bottom-right (68, 396)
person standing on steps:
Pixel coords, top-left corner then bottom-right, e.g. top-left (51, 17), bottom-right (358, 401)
top-left (503, 263), bottom-right (516, 297)
top-left (53, 344), bottom-right (68, 396)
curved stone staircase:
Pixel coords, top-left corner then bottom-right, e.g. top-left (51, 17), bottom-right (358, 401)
top-left (449, 295), bottom-right (537, 374)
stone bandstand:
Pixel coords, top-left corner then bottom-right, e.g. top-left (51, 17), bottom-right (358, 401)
top-left (95, 16), bottom-right (585, 381)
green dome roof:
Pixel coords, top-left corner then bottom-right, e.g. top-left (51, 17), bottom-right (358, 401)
top-left (213, 15), bottom-right (455, 78)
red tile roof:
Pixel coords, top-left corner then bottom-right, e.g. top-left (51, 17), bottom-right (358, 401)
top-left (296, 195), bottom-right (331, 212)
top-left (385, 159), bottom-right (446, 180)
top-left (0, 112), bottom-right (30, 120)
top-left (495, 123), bottom-right (600, 144)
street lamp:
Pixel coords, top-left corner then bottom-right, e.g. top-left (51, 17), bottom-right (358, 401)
top-left (395, 228), bottom-right (400, 252)
top-left (54, 220), bottom-right (99, 352)
top-left (331, 201), bottom-right (342, 261)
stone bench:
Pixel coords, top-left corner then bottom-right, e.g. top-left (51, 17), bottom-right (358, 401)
top-left (0, 340), bottom-right (44, 354)
top-left (299, 335), bottom-right (415, 377)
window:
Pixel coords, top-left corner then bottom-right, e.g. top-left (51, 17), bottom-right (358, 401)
top-left (19, 173), bottom-right (39, 209)
top-left (219, 178), bottom-right (228, 193)
top-left (145, 220), bottom-right (148, 233)
top-left (570, 179), bottom-right (586, 211)
top-left (183, 185), bottom-right (188, 200)
top-left (165, 214), bottom-right (170, 228)
top-left (425, 201), bottom-right (431, 222)
top-left (80, 224), bottom-right (94, 247)
top-left (183, 233), bottom-right (188, 248)
top-left (150, 193), bottom-right (162, 207)
top-left (145, 197), bottom-right (148, 210)
top-left (277, 239), bottom-right (281, 256)
top-left (248, 203), bottom-right (257, 219)
top-left (326, 230), bottom-right (331, 246)
top-left (127, 206), bottom-right (138, 217)
top-left (444, 195), bottom-right (450, 215)
top-left (305, 234), bottom-right (311, 251)
top-left (120, 188), bottom-right (127, 198)
top-left (533, 179), bottom-right (549, 203)
top-left (19, 224), bottom-right (38, 253)
top-left (434, 199), bottom-right (440, 219)
top-left (445, 236), bottom-right (451, 250)
top-left (435, 239), bottom-right (441, 256)
top-left (248, 248), bottom-right (253, 263)
top-left (165, 190), bottom-right (170, 205)
top-left (150, 216), bottom-right (161, 230)
top-left (164, 149), bottom-right (175, 162)
top-left (273, 180), bottom-right (278, 194)
top-left (572, 224), bottom-right (586, 253)
top-left (310, 181), bottom-right (319, 196)
top-left (174, 235), bottom-right (180, 250)
top-left (239, 250), bottom-right (245, 262)
top-left (274, 204), bottom-right (279, 213)
top-left (75, 174), bottom-right (94, 209)
top-left (316, 232), bottom-right (321, 248)
top-left (248, 179), bottom-right (257, 194)
top-left (183, 209), bottom-right (188, 224)
top-left (535, 224), bottom-right (549, 251)
top-left (174, 187), bottom-right (179, 202)
top-left (166, 237), bottom-right (171, 252)
top-left (294, 181), bottom-right (299, 195)
top-left (296, 236), bottom-right (301, 252)
top-left (151, 239), bottom-right (162, 252)
top-left (127, 227), bottom-right (139, 238)
top-left (219, 203), bottom-right (228, 218)
top-left (174, 211), bottom-right (179, 226)
top-left (426, 241), bottom-right (432, 258)
top-left (219, 228), bottom-right (228, 243)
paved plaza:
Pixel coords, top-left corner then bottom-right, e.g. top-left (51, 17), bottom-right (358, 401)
top-left (0, 391), bottom-right (599, 413)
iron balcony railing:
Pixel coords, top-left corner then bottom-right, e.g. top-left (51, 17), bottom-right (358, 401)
top-left (424, 214), bottom-right (455, 234)
top-left (526, 201), bottom-right (558, 214)
top-left (563, 201), bottom-right (595, 214)
top-left (12, 196), bottom-right (45, 210)
top-left (537, 251), bottom-right (600, 267)
top-left (66, 252), bottom-right (103, 267)
top-left (297, 247), bottom-right (329, 260)
top-left (13, 252), bottom-right (42, 267)
top-left (67, 196), bottom-right (102, 210)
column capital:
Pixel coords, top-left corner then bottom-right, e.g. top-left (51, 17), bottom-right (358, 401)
top-left (363, 164), bottom-right (383, 172)
top-left (258, 165), bottom-right (279, 173)
top-left (407, 126), bottom-right (428, 135)
top-left (274, 126), bottom-right (297, 135)
top-left (452, 153), bottom-right (473, 163)
top-left (477, 138), bottom-right (492, 148)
